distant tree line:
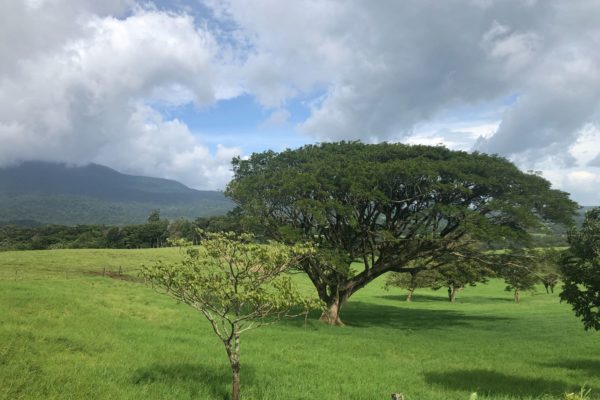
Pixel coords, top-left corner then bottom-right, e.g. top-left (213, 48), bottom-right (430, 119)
top-left (0, 210), bottom-right (241, 251)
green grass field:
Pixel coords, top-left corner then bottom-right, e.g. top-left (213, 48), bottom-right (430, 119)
top-left (1, 248), bottom-right (599, 400)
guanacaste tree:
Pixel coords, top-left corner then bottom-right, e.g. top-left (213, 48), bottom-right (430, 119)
top-left (226, 142), bottom-right (577, 325)
top-left (141, 232), bottom-right (320, 400)
top-left (560, 208), bottom-right (600, 330)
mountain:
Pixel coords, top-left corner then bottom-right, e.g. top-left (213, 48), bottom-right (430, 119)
top-left (0, 162), bottom-right (234, 226)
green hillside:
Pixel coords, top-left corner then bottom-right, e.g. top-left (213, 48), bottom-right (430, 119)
top-left (1, 248), bottom-right (599, 399)
top-left (0, 162), bottom-right (233, 225)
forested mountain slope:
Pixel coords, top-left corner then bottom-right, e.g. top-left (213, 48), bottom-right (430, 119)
top-left (0, 162), bottom-right (233, 225)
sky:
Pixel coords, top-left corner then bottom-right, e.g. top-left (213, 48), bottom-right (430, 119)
top-left (1, 1), bottom-right (599, 205)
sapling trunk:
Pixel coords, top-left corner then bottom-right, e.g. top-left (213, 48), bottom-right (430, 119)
top-left (231, 362), bottom-right (240, 400)
top-left (226, 332), bottom-right (242, 400)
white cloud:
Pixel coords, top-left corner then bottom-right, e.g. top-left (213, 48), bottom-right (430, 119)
top-left (0, 4), bottom-right (239, 189)
top-left (407, 121), bottom-right (501, 151)
top-left (511, 124), bottom-right (600, 205)
top-left (2, 0), bottom-right (600, 204)
top-left (206, 0), bottom-right (600, 203)
top-left (92, 105), bottom-right (240, 189)
top-left (210, 0), bottom-right (542, 142)
top-left (261, 109), bottom-right (291, 129)
top-left (544, 169), bottom-right (600, 206)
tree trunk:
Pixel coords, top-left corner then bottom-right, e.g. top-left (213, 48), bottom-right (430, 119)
top-left (226, 332), bottom-right (241, 400)
top-left (448, 285), bottom-right (459, 302)
top-left (514, 289), bottom-right (520, 303)
top-left (319, 294), bottom-right (346, 326)
top-left (231, 362), bottom-right (240, 400)
top-left (406, 288), bottom-right (414, 302)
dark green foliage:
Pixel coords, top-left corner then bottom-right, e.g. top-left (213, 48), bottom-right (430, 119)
top-left (167, 219), bottom-right (201, 244)
top-left (0, 212), bottom-right (243, 251)
top-left (0, 218), bottom-right (167, 251)
top-left (0, 194), bottom-right (232, 226)
top-left (560, 207), bottom-right (600, 330)
top-left (435, 259), bottom-right (495, 302)
top-left (385, 257), bottom-right (493, 302)
top-left (226, 141), bottom-right (577, 324)
top-left (0, 162), bottom-right (233, 225)
top-left (574, 206), bottom-right (598, 227)
top-left (535, 248), bottom-right (562, 294)
top-left (498, 261), bottom-right (540, 303)
top-left (194, 209), bottom-right (243, 234)
top-left (0, 224), bottom-right (108, 250)
top-left (385, 267), bottom-right (444, 301)
top-left (147, 210), bottom-right (161, 222)
top-left (494, 249), bottom-right (562, 303)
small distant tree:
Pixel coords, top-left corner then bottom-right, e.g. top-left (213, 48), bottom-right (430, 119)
top-left (144, 210), bottom-right (169, 248)
top-left (435, 259), bottom-right (494, 302)
top-left (147, 209), bottom-right (161, 222)
top-left (167, 218), bottom-right (197, 243)
top-left (560, 208), bottom-right (600, 330)
top-left (535, 248), bottom-right (562, 294)
top-left (499, 262), bottom-right (539, 303)
top-left (385, 265), bottom-right (443, 302)
top-left (141, 232), bottom-right (320, 400)
top-left (540, 270), bottom-right (560, 294)
top-left (496, 248), bottom-right (562, 303)
top-left (105, 226), bottom-right (124, 248)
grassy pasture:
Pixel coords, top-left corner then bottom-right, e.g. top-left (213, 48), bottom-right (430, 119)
top-left (0, 248), bottom-right (599, 400)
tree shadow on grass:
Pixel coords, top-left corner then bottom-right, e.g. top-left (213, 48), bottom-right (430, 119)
top-left (343, 301), bottom-right (512, 330)
top-left (378, 293), bottom-right (514, 304)
top-left (132, 363), bottom-right (253, 400)
top-left (424, 369), bottom-right (590, 398)
top-left (280, 301), bottom-right (512, 331)
top-left (538, 359), bottom-right (600, 377)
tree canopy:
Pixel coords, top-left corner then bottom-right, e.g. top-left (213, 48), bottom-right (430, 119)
top-left (226, 142), bottom-right (577, 325)
top-left (560, 208), bottom-right (600, 330)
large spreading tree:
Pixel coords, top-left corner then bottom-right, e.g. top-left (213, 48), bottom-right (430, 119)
top-left (226, 142), bottom-right (577, 325)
